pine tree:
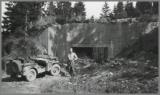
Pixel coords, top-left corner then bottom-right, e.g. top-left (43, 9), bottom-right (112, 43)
top-left (117, 2), bottom-right (124, 13)
top-left (136, 2), bottom-right (152, 14)
top-left (113, 5), bottom-right (118, 17)
top-left (100, 2), bottom-right (110, 18)
top-left (74, 2), bottom-right (86, 17)
top-left (115, 2), bottom-right (127, 19)
top-left (56, 1), bottom-right (72, 24)
top-left (2, 2), bottom-right (44, 33)
top-left (125, 2), bottom-right (135, 17)
top-left (2, 2), bottom-right (17, 33)
top-left (98, 2), bottom-right (112, 23)
top-left (73, 2), bottom-right (86, 22)
top-left (90, 16), bottom-right (95, 23)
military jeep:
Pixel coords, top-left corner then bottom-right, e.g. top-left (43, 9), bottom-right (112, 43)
top-left (6, 56), bottom-right (61, 81)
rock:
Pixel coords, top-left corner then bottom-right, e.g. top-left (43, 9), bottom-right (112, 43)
top-left (83, 64), bottom-right (91, 69)
top-left (101, 71), bottom-right (108, 76)
top-left (91, 75), bottom-right (102, 80)
top-left (128, 60), bottom-right (138, 64)
top-left (100, 71), bottom-right (114, 77)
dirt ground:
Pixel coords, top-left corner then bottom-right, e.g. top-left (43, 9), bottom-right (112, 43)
top-left (0, 73), bottom-right (107, 95)
top-left (1, 73), bottom-right (71, 94)
top-left (0, 57), bottom-right (158, 94)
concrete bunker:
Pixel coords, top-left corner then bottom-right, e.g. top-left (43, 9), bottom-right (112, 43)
top-left (36, 22), bottom-right (149, 62)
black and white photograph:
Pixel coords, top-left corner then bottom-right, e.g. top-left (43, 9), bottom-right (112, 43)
top-left (0, 0), bottom-right (159, 94)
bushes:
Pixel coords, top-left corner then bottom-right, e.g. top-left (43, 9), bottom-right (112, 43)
top-left (137, 14), bottom-right (158, 22)
top-left (118, 27), bottom-right (158, 63)
top-left (15, 38), bottom-right (42, 57)
top-left (2, 36), bottom-right (46, 60)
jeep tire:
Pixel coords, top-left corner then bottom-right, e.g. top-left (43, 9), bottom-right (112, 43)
top-left (50, 64), bottom-right (61, 76)
top-left (25, 69), bottom-right (37, 81)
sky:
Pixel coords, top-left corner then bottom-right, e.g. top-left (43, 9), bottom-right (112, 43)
top-left (76, 1), bottom-right (118, 19)
top-left (1, 1), bottom-right (136, 19)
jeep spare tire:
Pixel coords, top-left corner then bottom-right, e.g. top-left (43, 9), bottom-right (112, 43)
top-left (50, 64), bottom-right (61, 76)
top-left (25, 69), bottom-right (37, 81)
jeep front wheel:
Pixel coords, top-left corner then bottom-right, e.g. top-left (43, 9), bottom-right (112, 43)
top-left (50, 64), bottom-right (61, 76)
top-left (25, 69), bottom-right (37, 81)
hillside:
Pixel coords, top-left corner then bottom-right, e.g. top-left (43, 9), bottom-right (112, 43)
top-left (117, 27), bottom-right (158, 66)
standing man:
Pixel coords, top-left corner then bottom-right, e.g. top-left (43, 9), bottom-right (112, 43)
top-left (67, 48), bottom-right (78, 76)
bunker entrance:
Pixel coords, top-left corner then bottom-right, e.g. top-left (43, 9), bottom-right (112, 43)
top-left (73, 47), bottom-right (94, 59)
top-left (72, 47), bottom-right (108, 62)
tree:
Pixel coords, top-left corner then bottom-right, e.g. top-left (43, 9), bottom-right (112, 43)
top-left (2, 2), bottom-right (13, 33)
top-left (2, 2), bottom-right (17, 33)
top-left (55, 1), bottom-right (72, 24)
top-left (100, 2), bottom-right (110, 18)
top-left (113, 5), bottom-right (118, 17)
top-left (44, 1), bottom-right (87, 24)
top-left (109, 12), bottom-right (115, 20)
top-left (47, 2), bottom-right (57, 16)
top-left (90, 16), bottom-right (95, 23)
top-left (2, 2), bottom-right (44, 33)
top-left (125, 2), bottom-right (135, 17)
top-left (136, 2), bottom-right (152, 14)
top-left (152, 2), bottom-right (158, 14)
top-left (73, 2), bottom-right (86, 17)
top-left (114, 2), bottom-right (127, 19)
top-left (99, 1), bottom-right (112, 23)
top-left (73, 2), bottom-right (86, 22)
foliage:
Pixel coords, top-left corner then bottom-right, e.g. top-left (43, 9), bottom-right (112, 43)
top-left (73, 2), bottom-right (86, 22)
top-left (152, 2), bottom-right (158, 14)
top-left (97, 1), bottom-right (159, 23)
top-left (55, 1), bottom-right (73, 24)
top-left (2, 37), bottom-right (42, 59)
top-left (89, 16), bottom-right (95, 23)
top-left (114, 2), bottom-right (127, 19)
top-left (2, 1), bottom-right (44, 33)
top-left (46, 1), bottom-right (86, 24)
top-left (117, 27), bottom-right (158, 65)
top-left (125, 2), bottom-right (139, 17)
top-left (46, 2), bottom-right (56, 16)
top-left (100, 2), bottom-right (110, 18)
top-left (98, 2), bottom-right (111, 23)
top-left (136, 2), bottom-right (152, 15)
top-left (137, 14), bottom-right (156, 22)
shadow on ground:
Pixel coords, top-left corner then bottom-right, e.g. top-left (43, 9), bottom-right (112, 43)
top-left (2, 72), bottom-right (48, 82)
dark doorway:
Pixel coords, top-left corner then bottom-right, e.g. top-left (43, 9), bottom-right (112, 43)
top-left (72, 47), bottom-right (94, 59)
top-left (72, 47), bottom-right (108, 62)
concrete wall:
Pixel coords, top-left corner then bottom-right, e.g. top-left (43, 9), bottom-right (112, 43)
top-left (63, 23), bottom-right (132, 58)
top-left (37, 22), bottom-right (150, 61)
